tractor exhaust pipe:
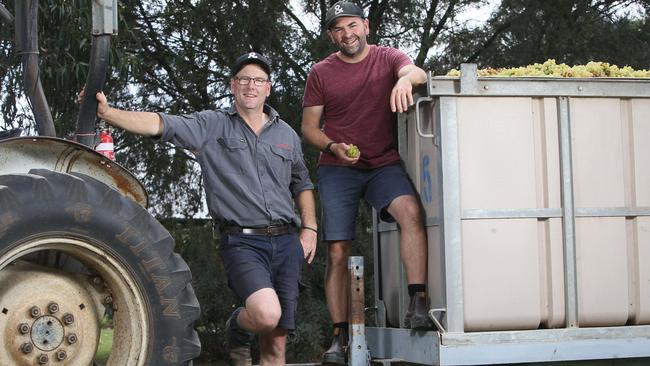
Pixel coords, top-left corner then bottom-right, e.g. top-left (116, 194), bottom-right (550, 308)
top-left (0, 3), bottom-right (13, 23)
top-left (74, 0), bottom-right (118, 148)
top-left (15, 0), bottom-right (56, 137)
top-left (75, 35), bottom-right (111, 147)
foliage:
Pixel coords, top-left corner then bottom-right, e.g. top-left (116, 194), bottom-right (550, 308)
top-left (436, 0), bottom-right (649, 73)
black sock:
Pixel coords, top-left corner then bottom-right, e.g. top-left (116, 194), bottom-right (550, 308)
top-left (408, 284), bottom-right (426, 297)
top-left (333, 322), bottom-right (348, 336)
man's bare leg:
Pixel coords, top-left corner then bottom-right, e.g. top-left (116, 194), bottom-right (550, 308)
top-left (387, 195), bottom-right (433, 329)
top-left (322, 240), bottom-right (351, 364)
top-left (387, 195), bottom-right (427, 284)
top-left (259, 327), bottom-right (288, 365)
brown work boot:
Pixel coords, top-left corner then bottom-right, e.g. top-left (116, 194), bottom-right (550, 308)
top-left (404, 293), bottom-right (435, 330)
top-left (321, 327), bottom-right (348, 365)
top-left (226, 307), bottom-right (254, 366)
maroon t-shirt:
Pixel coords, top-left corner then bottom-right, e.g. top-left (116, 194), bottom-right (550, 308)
top-left (303, 45), bottom-right (412, 169)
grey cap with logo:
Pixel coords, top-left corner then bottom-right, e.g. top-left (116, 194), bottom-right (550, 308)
top-left (231, 52), bottom-right (272, 77)
top-left (324, 1), bottom-right (365, 29)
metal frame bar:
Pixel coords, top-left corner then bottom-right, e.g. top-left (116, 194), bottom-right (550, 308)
top-left (430, 76), bottom-right (650, 98)
top-left (371, 211), bottom-right (387, 327)
top-left (462, 208), bottom-right (563, 219)
top-left (460, 207), bottom-right (650, 220)
top-left (439, 96), bottom-right (464, 333)
top-left (349, 256), bottom-right (369, 366)
top-left (367, 326), bottom-right (650, 366)
top-left (558, 96), bottom-right (579, 328)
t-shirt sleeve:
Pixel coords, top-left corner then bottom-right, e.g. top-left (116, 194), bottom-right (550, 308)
top-left (386, 47), bottom-right (414, 79)
top-left (303, 67), bottom-right (325, 108)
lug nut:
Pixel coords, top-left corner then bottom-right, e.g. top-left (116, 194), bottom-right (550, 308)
top-left (67, 333), bottom-right (77, 344)
top-left (37, 353), bottom-right (48, 364)
top-left (47, 302), bottom-right (59, 314)
top-left (18, 323), bottom-right (30, 334)
top-left (92, 276), bottom-right (103, 286)
top-left (104, 295), bottom-right (113, 305)
top-left (30, 306), bottom-right (41, 318)
top-left (62, 313), bottom-right (74, 325)
top-left (20, 343), bottom-right (33, 354)
top-left (56, 350), bottom-right (67, 361)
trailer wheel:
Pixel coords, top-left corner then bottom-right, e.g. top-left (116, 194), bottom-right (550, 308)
top-left (0, 169), bottom-right (201, 365)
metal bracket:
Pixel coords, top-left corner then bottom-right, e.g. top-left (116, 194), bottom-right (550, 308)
top-left (460, 63), bottom-right (479, 94)
top-left (92, 0), bottom-right (119, 35)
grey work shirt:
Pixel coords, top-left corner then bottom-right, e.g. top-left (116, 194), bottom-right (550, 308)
top-left (157, 104), bottom-right (314, 227)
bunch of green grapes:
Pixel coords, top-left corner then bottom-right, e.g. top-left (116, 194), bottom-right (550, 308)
top-left (446, 59), bottom-right (650, 78)
top-left (346, 144), bottom-right (360, 158)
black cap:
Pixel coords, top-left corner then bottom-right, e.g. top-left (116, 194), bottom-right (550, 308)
top-left (325, 1), bottom-right (365, 29)
top-left (232, 52), bottom-right (272, 76)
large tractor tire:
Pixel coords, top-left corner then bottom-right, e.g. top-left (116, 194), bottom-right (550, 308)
top-left (0, 169), bottom-right (201, 365)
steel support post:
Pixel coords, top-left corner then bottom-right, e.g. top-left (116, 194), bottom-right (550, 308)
top-left (349, 256), bottom-right (369, 365)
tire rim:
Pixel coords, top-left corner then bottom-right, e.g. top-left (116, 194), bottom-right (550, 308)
top-left (0, 236), bottom-right (150, 366)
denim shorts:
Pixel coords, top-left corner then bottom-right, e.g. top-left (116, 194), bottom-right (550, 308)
top-left (218, 233), bottom-right (303, 330)
top-left (317, 163), bottom-right (416, 241)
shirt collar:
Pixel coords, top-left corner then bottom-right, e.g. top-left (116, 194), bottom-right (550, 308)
top-left (227, 104), bottom-right (279, 124)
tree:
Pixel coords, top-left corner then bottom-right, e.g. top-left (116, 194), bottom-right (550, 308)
top-left (436, 0), bottom-right (649, 72)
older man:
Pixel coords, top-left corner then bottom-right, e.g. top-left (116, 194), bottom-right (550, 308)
top-left (85, 52), bottom-right (318, 366)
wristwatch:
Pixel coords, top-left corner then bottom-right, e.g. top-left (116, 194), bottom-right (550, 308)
top-left (323, 141), bottom-right (336, 155)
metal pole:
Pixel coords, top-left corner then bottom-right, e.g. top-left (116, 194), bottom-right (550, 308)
top-left (349, 256), bottom-right (369, 365)
top-left (558, 96), bottom-right (579, 328)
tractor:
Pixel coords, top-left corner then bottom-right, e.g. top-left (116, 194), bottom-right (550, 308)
top-left (0, 1), bottom-right (201, 365)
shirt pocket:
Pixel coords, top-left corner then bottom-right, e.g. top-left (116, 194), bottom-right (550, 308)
top-left (269, 145), bottom-right (294, 183)
top-left (217, 137), bottom-right (248, 175)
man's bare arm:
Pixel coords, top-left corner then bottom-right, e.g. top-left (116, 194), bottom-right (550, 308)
top-left (295, 189), bottom-right (318, 264)
top-left (301, 105), bottom-right (358, 164)
top-left (390, 64), bottom-right (427, 113)
top-left (79, 89), bottom-right (164, 136)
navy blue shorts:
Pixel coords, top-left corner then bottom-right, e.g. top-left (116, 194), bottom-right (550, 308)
top-left (218, 233), bottom-right (303, 330)
top-left (317, 164), bottom-right (417, 241)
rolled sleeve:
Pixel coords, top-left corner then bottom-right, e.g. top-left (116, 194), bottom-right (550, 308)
top-left (158, 111), bottom-right (215, 151)
top-left (290, 150), bottom-right (314, 197)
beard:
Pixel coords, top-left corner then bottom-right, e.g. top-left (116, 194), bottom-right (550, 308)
top-left (337, 35), bottom-right (367, 58)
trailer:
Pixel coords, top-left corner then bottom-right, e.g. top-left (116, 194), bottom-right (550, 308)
top-left (366, 64), bottom-right (650, 365)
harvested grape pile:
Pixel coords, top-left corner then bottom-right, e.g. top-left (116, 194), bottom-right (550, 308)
top-left (447, 59), bottom-right (650, 78)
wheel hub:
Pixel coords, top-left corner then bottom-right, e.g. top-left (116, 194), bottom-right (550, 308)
top-left (31, 315), bottom-right (64, 352)
top-left (0, 261), bottom-right (101, 365)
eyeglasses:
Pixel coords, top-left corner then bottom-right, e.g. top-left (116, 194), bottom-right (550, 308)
top-left (234, 76), bottom-right (270, 86)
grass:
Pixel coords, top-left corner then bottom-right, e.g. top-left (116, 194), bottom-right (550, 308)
top-left (94, 316), bottom-right (113, 365)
